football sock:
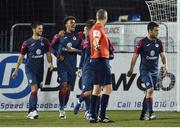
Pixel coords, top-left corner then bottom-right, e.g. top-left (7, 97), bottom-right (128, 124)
top-left (146, 97), bottom-right (153, 114)
top-left (100, 94), bottom-right (109, 119)
top-left (29, 91), bottom-right (37, 113)
top-left (90, 95), bottom-right (98, 119)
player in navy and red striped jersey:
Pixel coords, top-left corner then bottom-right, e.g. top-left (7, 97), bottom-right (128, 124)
top-left (127, 22), bottom-right (168, 120)
top-left (73, 19), bottom-right (96, 119)
top-left (12, 21), bottom-right (53, 119)
top-left (51, 16), bottom-right (82, 119)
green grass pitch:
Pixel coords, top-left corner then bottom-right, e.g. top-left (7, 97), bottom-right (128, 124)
top-left (0, 110), bottom-right (180, 127)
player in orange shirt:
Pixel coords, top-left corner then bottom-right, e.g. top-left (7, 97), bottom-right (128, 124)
top-left (89, 9), bottom-right (113, 123)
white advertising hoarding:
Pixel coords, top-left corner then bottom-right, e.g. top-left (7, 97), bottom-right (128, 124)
top-left (0, 53), bottom-right (176, 111)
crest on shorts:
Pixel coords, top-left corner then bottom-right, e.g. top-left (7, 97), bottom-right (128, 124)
top-left (146, 82), bottom-right (150, 86)
top-left (29, 79), bottom-right (32, 84)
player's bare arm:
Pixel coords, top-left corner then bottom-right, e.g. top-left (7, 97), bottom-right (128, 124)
top-left (12, 54), bottom-right (24, 79)
top-left (127, 53), bottom-right (139, 77)
top-left (160, 52), bottom-right (168, 74)
top-left (46, 52), bottom-right (53, 71)
top-left (67, 47), bottom-right (77, 52)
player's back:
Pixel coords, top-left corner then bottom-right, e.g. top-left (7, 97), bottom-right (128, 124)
top-left (80, 33), bottom-right (91, 70)
top-left (89, 23), bottom-right (109, 59)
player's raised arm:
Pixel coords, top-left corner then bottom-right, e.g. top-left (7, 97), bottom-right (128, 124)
top-left (51, 30), bottom-right (64, 57)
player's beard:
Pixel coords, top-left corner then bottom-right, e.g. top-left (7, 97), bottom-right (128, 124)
top-left (36, 31), bottom-right (42, 36)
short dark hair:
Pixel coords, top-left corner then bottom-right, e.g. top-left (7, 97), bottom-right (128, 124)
top-left (85, 19), bottom-right (96, 29)
top-left (31, 21), bottom-right (43, 29)
top-left (147, 22), bottom-right (159, 31)
top-left (96, 9), bottom-right (108, 20)
top-left (63, 16), bottom-right (76, 25)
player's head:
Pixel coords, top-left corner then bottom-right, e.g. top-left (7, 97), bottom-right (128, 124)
top-left (147, 22), bottom-right (159, 38)
top-left (64, 16), bottom-right (76, 32)
top-left (31, 21), bottom-right (43, 36)
top-left (96, 9), bottom-right (108, 24)
top-left (84, 19), bottom-right (96, 34)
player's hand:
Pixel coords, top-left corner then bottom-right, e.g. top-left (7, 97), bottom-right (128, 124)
top-left (57, 54), bottom-right (64, 61)
top-left (76, 68), bottom-right (82, 77)
top-left (161, 66), bottom-right (168, 76)
top-left (48, 63), bottom-right (54, 71)
top-left (58, 30), bottom-right (65, 37)
top-left (94, 44), bottom-right (101, 51)
top-left (127, 70), bottom-right (133, 77)
top-left (12, 70), bottom-right (18, 79)
top-left (67, 47), bottom-right (76, 52)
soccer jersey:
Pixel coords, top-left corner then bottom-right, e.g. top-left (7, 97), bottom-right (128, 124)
top-left (20, 37), bottom-right (51, 73)
top-left (58, 32), bottom-right (81, 70)
top-left (56, 31), bottom-right (81, 86)
top-left (135, 37), bottom-right (164, 72)
top-left (89, 23), bottom-right (110, 59)
top-left (78, 33), bottom-right (93, 91)
top-left (79, 33), bottom-right (91, 70)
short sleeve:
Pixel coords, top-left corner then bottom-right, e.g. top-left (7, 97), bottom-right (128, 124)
top-left (134, 40), bottom-right (144, 54)
top-left (20, 41), bottom-right (28, 55)
top-left (159, 40), bottom-right (165, 53)
top-left (44, 38), bottom-right (51, 53)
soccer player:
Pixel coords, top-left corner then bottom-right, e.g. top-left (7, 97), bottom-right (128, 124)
top-left (127, 22), bottom-right (168, 120)
top-left (73, 19), bottom-right (96, 119)
top-left (12, 21), bottom-right (53, 119)
top-left (51, 16), bottom-right (81, 119)
top-left (89, 9), bottom-right (113, 123)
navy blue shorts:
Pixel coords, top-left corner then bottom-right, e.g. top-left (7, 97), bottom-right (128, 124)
top-left (81, 68), bottom-right (94, 92)
top-left (90, 58), bottom-right (112, 86)
top-left (57, 62), bottom-right (76, 87)
top-left (25, 70), bottom-right (43, 87)
top-left (140, 70), bottom-right (158, 89)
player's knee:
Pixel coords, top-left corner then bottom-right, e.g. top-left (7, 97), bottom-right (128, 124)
top-left (60, 83), bottom-right (71, 93)
top-left (59, 83), bottom-right (67, 92)
top-left (146, 88), bottom-right (153, 95)
top-left (31, 84), bottom-right (38, 93)
top-left (65, 84), bottom-right (71, 92)
top-left (92, 86), bottom-right (101, 96)
top-left (102, 84), bottom-right (112, 95)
